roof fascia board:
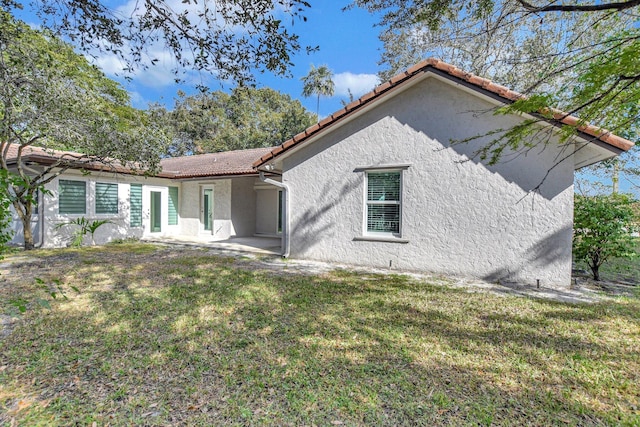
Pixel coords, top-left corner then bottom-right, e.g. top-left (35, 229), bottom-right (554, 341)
top-left (258, 68), bottom-right (622, 170)
top-left (170, 172), bottom-right (261, 181)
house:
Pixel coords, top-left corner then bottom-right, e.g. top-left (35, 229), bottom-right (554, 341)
top-left (7, 145), bottom-right (283, 248)
top-left (6, 59), bottom-right (634, 288)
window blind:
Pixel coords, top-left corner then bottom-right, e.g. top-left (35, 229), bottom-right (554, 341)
top-left (96, 183), bottom-right (118, 214)
top-left (366, 172), bottom-right (401, 234)
top-left (59, 180), bottom-right (86, 214)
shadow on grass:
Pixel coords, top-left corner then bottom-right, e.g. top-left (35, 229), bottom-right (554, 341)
top-left (1, 251), bottom-right (639, 426)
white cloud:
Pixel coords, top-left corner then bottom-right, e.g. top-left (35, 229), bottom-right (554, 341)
top-left (86, 0), bottom-right (246, 89)
top-left (333, 72), bottom-right (380, 98)
top-left (90, 49), bottom-right (181, 89)
top-left (127, 91), bottom-right (147, 109)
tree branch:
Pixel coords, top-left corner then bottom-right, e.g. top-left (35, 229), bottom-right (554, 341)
top-left (516, 0), bottom-right (640, 12)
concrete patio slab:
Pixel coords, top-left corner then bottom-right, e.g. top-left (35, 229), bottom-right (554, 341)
top-left (141, 235), bottom-right (282, 255)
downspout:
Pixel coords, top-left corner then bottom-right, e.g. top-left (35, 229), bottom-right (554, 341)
top-left (258, 171), bottom-right (290, 258)
top-left (24, 164), bottom-right (45, 248)
top-left (36, 188), bottom-right (44, 248)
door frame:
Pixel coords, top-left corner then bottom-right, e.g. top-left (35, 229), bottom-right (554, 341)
top-left (150, 191), bottom-right (162, 233)
top-left (200, 185), bottom-right (214, 234)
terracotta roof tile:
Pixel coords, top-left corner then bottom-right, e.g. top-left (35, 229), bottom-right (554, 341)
top-left (318, 116), bottom-right (333, 127)
top-left (344, 99), bottom-right (361, 110)
top-left (374, 81), bottom-right (392, 94)
top-left (159, 147), bottom-right (273, 178)
top-left (253, 58), bottom-right (634, 168)
top-left (4, 143), bottom-right (273, 179)
top-left (3, 143), bottom-right (162, 176)
top-left (306, 123), bottom-right (321, 134)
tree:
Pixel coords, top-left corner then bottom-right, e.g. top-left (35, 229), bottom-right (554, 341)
top-left (2, 0), bottom-right (312, 85)
top-left (153, 87), bottom-right (316, 156)
top-left (0, 13), bottom-right (169, 250)
top-left (351, 0), bottom-right (639, 168)
top-left (0, 170), bottom-right (13, 255)
top-left (573, 193), bottom-right (638, 281)
top-left (301, 64), bottom-right (335, 116)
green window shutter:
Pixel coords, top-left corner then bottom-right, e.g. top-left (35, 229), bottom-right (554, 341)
top-left (130, 184), bottom-right (142, 227)
top-left (168, 186), bottom-right (179, 225)
top-left (96, 183), bottom-right (118, 214)
top-left (59, 180), bottom-right (86, 214)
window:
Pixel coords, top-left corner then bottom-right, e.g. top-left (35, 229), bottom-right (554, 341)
top-left (59, 180), bottom-right (86, 214)
top-left (96, 183), bottom-right (118, 214)
top-left (168, 186), bottom-right (179, 225)
top-left (366, 171), bottom-right (401, 235)
top-left (130, 184), bottom-right (142, 227)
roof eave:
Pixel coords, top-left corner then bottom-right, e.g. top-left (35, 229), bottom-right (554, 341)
top-left (253, 59), bottom-right (634, 170)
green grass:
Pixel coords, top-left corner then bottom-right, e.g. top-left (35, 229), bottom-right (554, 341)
top-left (1, 243), bottom-right (639, 425)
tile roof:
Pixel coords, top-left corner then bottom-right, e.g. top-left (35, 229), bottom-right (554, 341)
top-left (253, 58), bottom-right (634, 168)
top-left (3, 143), bottom-right (153, 175)
top-left (4, 143), bottom-right (273, 179)
top-left (160, 147), bottom-right (274, 178)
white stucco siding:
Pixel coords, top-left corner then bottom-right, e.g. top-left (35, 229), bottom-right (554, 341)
top-left (231, 177), bottom-right (258, 237)
top-left (179, 179), bottom-right (233, 239)
top-left (283, 76), bottom-right (575, 288)
top-left (36, 172), bottom-right (170, 247)
top-left (179, 181), bottom-right (201, 236)
top-left (212, 179), bottom-right (233, 238)
top-left (255, 186), bottom-right (280, 236)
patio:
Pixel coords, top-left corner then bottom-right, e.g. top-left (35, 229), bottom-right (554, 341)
top-left (141, 235), bottom-right (282, 255)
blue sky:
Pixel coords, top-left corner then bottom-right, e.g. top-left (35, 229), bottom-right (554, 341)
top-left (13, 2), bottom-right (635, 194)
top-left (89, 3), bottom-right (384, 116)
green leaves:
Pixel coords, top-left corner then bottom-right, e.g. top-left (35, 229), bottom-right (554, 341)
top-left (355, 0), bottom-right (639, 172)
top-left (301, 64), bottom-right (335, 116)
top-left (8, 0), bottom-right (310, 84)
top-left (573, 193), bottom-right (638, 280)
top-left (153, 87), bottom-right (316, 156)
top-left (7, 276), bottom-right (77, 314)
top-left (55, 217), bottom-right (113, 247)
top-left (1, 12), bottom-right (170, 248)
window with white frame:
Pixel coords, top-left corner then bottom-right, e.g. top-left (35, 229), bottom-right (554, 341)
top-left (366, 170), bottom-right (402, 236)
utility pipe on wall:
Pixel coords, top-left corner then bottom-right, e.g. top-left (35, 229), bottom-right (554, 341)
top-left (258, 171), bottom-right (290, 258)
top-left (24, 164), bottom-right (45, 248)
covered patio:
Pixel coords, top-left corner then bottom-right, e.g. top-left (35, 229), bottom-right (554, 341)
top-left (141, 235), bottom-right (282, 255)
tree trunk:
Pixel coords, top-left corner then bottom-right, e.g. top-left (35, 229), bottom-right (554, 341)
top-left (590, 263), bottom-right (600, 281)
top-left (612, 159), bottom-right (620, 194)
top-left (12, 198), bottom-right (35, 250)
top-left (22, 218), bottom-right (35, 250)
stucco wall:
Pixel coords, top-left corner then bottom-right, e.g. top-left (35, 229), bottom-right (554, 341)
top-left (179, 179), bottom-right (233, 239)
top-left (179, 181), bottom-right (201, 237)
top-left (35, 171), bottom-right (174, 247)
top-left (9, 169), bottom-right (259, 248)
top-left (255, 185), bottom-right (280, 236)
top-left (231, 177), bottom-right (258, 237)
top-left (282, 76), bottom-right (575, 288)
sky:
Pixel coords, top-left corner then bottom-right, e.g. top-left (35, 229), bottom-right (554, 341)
top-left (81, 3), bottom-right (385, 117)
top-left (12, 1), bottom-right (636, 194)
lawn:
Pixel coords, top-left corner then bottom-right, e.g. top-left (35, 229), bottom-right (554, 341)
top-left (1, 243), bottom-right (639, 426)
